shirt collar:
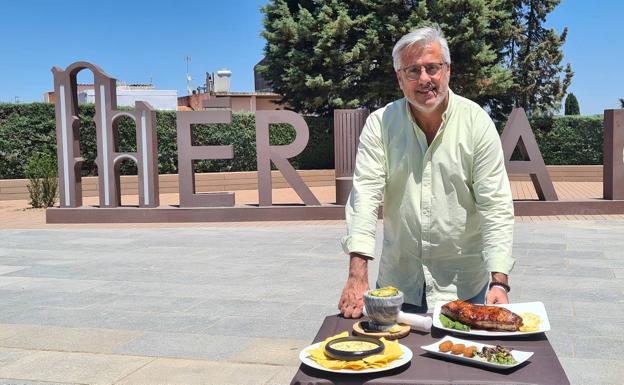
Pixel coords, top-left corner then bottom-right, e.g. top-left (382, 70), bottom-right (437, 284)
top-left (443, 88), bottom-right (455, 123)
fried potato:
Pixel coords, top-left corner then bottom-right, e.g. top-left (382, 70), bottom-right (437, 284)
top-left (519, 312), bottom-right (541, 332)
top-left (463, 345), bottom-right (477, 357)
top-left (450, 343), bottom-right (465, 355)
top-left (439, 340), bottom-right (453, 352)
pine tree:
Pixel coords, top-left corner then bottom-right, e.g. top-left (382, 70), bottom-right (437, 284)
top-left (260, 0), bottom-right (434, 115)
top-left (260, 0), bottom-right (571, 119)
top-left (564, 93), bottom-right (579, 115)
top-left (260, 0), bottom-right (514, 116)
top-left (505, 0), bottom-right (573, 116)
top-left (426, 0), bottom-right (515, 123)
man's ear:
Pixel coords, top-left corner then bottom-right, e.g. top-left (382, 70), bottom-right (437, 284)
top-left (396, 71), bottom-right (403, 90)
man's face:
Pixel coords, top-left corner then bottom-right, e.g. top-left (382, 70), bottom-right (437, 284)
top-left (396, 42), bottom-right (451, 114)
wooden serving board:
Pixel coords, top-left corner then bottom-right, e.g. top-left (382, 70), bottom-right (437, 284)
top-left (352, 321), bottom-right (410, 340)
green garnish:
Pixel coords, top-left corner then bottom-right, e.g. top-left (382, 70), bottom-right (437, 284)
top-left (492, 352), bottom-right (517, 365)
top-left (439, 314), bottom-right (471, 331)
top-left (476, 345), bottom-right (518, 365)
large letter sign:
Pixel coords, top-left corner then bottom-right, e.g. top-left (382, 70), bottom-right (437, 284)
top-left (500, 108), bottom-right (558, 201)
top-left (604, 109), bottom-right (624, 200)
top-left (52, 61), bottom-right (159, 208)
top-left (176, 110), bottom-right (235, 207)
top-left (46, 61), bottom-right (624, 223)
top-left (255, 110), bottom-right (321, 206)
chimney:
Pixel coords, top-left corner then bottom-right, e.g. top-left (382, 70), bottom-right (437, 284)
top-left (214, 69), bottom-right (232, 93)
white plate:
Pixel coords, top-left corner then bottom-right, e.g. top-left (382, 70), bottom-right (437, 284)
top-left (432, 301), bottom-right (551, 336)
top-left (298, 341), bottom-right (413, 374)
top-left (421, 336), bottom-right (533, 369)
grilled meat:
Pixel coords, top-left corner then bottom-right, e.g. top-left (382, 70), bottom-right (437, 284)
top-left (441, 300), bottom-right (523, 331)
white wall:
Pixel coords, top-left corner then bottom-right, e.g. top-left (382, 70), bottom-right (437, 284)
top-left (83, 88), bottom-right (178, 110)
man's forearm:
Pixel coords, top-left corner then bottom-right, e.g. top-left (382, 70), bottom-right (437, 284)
top-left (349, 253), bottom-right (369, 280)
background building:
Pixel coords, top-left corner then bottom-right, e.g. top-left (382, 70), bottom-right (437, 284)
top-left (44, 83), bottom-right (178, 111)
top-left (177, 61), bottom-right (286, 112)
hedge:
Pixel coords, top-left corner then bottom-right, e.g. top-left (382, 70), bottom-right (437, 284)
top-left (0, 103), bottom-right (333, 179)
top-left (532, 115), bottom-right (603, 165)
top-left (0, 103), bottom-right (605, 180)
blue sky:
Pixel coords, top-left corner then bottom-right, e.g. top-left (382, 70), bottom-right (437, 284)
top-left (1, 0), bottom-right (622, 115)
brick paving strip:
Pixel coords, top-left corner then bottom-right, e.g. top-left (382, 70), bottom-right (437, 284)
top-left (0, 183), bottom-right (622, 384)
top-left (2, 182), bottom-right (624, 229)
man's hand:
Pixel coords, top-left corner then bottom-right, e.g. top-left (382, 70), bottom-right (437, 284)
top-left (486, 272), bottom-right (509, 304)
top-left (338, 253), bottom-right (370, 318)
top-left (486, 286), bottom-right (509, 304)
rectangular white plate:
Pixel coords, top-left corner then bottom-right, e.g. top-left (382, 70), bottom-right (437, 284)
top-left (432, 301), bottom-right (551, 336)
top-left (421, 336), bottom-right (533, 370)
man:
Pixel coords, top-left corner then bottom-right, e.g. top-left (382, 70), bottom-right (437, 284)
top-left (339, 26), bottom-right (515, 318)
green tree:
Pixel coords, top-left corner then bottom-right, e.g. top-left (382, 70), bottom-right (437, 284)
top-left (427, 0), bottom-right (515, 123)
top-left (260, 0), bottom-right (515, 117)
top-left (504, 0), bottom-right (573, 116)
top-left (619, 98), bottom-right (624, 108)
top-left (261, 0), bottom-right (415, 115)
top-left (564, 92), bottom-right (580, 115)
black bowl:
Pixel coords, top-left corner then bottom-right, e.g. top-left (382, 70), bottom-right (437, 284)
top-left (324, 336), bottom-right (385, 361)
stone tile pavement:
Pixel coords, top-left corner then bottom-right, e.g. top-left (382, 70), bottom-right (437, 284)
top-left (0, 219), bottom-right (622, 384)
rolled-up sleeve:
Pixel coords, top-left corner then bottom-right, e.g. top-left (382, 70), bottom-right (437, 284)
top-left (341, 114), bottom-right (386, 258)
top-left (471, 118), bottom-right (515, 275)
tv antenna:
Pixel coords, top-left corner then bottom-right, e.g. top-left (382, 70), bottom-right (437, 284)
top-left (185, 55), bottom-right (192, 95)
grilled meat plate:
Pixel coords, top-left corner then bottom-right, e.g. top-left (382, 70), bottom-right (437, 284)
top-left (441, 300), bottom-right (523, 331)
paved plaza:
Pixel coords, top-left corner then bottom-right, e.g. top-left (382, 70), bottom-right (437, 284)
top-left (0, 217), bottom-right (622, 385)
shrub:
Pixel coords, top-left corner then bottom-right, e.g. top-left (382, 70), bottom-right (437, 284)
top-left (0, 103), bottom-right (334, 178)
top-left (25, 152), bottom-right (58, 208)
top-left (532, 115), bottom-right (603, 165)
top-left (0, 103), bottom-right (57, 179)
top-left (0, 103), bottom-right (607, 179)
top-left (158, 112), bottom-right (333, 173)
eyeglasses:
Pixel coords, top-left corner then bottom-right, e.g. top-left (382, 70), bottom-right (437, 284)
top-left (399, 63), bottom-right (447, 80)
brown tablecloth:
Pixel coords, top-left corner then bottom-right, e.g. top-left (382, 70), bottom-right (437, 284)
top-left (291, 315), bottom-right (569, 385)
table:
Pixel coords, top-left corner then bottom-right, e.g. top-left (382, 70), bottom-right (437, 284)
top-left (291, 315), bottom-right (570, 385)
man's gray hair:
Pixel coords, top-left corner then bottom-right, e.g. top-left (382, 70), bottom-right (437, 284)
top-left (392, 26), bottom-right (451, 71)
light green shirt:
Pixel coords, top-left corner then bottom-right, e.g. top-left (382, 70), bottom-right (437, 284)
top-left (341, 90), bottom-right (515, 306)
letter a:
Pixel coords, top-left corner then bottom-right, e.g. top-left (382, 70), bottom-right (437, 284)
top-left (500, 108), bottom-right (558, 201)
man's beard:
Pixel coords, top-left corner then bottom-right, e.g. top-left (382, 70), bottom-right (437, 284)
top-left (408, 82), bottom-right (448, 113)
